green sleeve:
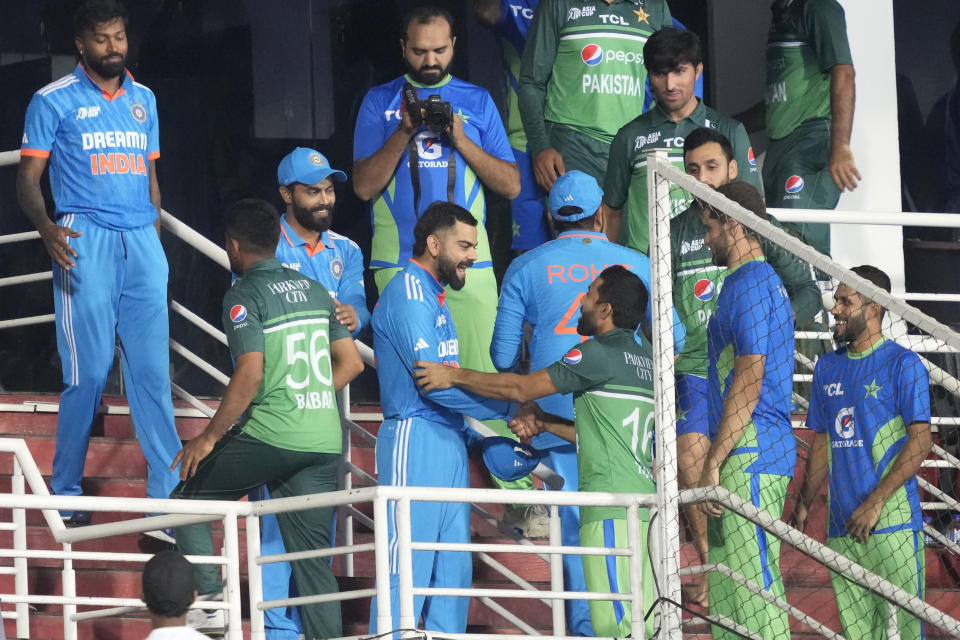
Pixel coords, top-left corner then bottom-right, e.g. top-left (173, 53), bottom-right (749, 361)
top-left (518, 0), bottom-right (560, 157)
top-left (327, 297), bottom-right (352, 343)
top-left (805, 0), bottom-right (852, 71)
top-left (654, 0), bottom-right (673, 30)
top-left (602, 123), bottom-right (632, 211)
top-left (669, 206), bottom-right (692, 274)
top-left (728, 122), bottom-right (764, 197)
top-left (545, 340), bottom-right (609, 395)
top-left (222, 286), bottom-right (265, 358)
top-left (764, 217), bottom-right (823, 329)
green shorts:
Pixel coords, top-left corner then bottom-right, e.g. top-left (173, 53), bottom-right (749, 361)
top-left (374, 266), bottom-right (533, 492)
top-left (762, 118), bottom-right (841, 256)
top-left (707, 454), bottom-right (790, 640)
top-left (546, 121), bottom-right (611, 186)
top-left (827, 530), bottom-right (925, 640)
top-left (580, 517), bottom-right (654, 638)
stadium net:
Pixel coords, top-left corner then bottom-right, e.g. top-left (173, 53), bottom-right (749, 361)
top-left (645, 149), bottom-right (960, 639)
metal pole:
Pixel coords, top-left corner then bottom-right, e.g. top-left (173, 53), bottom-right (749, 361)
top-left (888, 601), bottom-right (901, 640)
top-left (11, 459), bottom-right (28, 639)
top-left (646, 150), bottom-right (681, 639)
top-left (222, 517), bottom-right (243, 640)
top-left (548, 504), bottom-right (566, 637)
top-left (62, 543), bottom-right (77, 640)
top-left (340, 387), bottom-right (355, 578)
top-left (396, 497), bottom-right (416, 633)
top-left (246, 515), bottom-right (265, 640)
top-left (625, 503), bottom-right (645, 637)
top-left (373, 495), bottom-right (394, 635)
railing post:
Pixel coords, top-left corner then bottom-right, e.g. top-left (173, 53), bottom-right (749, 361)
top-left (246, 514), bottom-right (265, 640)
top-left (222, 516), bottom-right (243, 640)
top-left (548, 504), bottom-right (566, 637)
top-left (888, 601), bottom-right (901, 640)
top-left (373, 494), bottom-right (394, 635)
top-left (626, 502), bottom-right (645, 637)
top-left (11, 459), bottom-right (28, 639)
top-left (396, 497), bottom-right (416, 635)
top-left (62, 542), bottom-right (77, 640)
top-left (339, 387), bottom-right (355, 578)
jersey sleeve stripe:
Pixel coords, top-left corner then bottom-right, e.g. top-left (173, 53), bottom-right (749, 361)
top-left (38, 76), bottom-right (79, 96)
top-left (20, 149), bottom-right (51, 158)
top-left (147, 151), bottom-right (160, 160)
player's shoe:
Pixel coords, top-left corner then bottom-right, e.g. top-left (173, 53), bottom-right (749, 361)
top-left (60, 511), bottom-right (92, 528)
top-left (143, 528), bottom-right (175, 545)
top-left (504, 504), bottom-right (549, 539)
top-left (186, 607), bottom-right (226, 637)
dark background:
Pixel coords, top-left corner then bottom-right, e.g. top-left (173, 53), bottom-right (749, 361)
top-left (0, 0), bottom-right (954, 397)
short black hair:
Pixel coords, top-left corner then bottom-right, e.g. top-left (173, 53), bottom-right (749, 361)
top-left (683, 127), bottom-right (734, 163)
top-left (705, 182), bottom-right (769, 238)
top-left (849, 265), bottom-right (891, 294)
top-left (644, 26), bottom-right (702, 75)
top-left (74, 0), bottom-right (128, 38)
top-left (596, 265), bottom-right (648, 331)
top-left (554, 213), bottom-right (597, 234)
top-left (142, 550), bottom-right (195, 618)
top-left (224, 198), bottom-right (281, 255)
top-left (401, 6), bottom-right (455, 41)
top-left (412, 201), bottom-right (477, 257)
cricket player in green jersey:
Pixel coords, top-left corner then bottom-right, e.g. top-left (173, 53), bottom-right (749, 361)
top-left (762, 0), bottom-right (860, 255)
top-left (518, 0), bottom-right (671, 192)
top-left (603, 27), bottom-right (762, 255)
top-left (415, 265), bottom-right (657, 638)
top-left (171, 199), bottom-right (364, 639)
top-left (671, 127), bottom-right (820, 607)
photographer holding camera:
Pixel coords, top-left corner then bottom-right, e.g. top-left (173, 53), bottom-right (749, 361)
top-left (354, 6), bottom-right (531, 496)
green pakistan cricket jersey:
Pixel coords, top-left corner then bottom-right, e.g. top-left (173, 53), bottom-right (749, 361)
top-left (545, 328), bottom-right (656, 523)
top-left (604, 100), bottom-right (761, 254)
top-left (765, 0), bottom-right (853, 140)
top-left (518, 0), bottom-right (671, 156)
top-left (223, 258), bottom-right (351, 453)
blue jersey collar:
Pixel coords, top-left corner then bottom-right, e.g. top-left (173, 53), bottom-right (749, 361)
top-left (73, 63), bottom-right (134, 101)
top-left (557, 230), bottom-right (608, 242)
top-left (407, 259), bottom-right (447, 303)
top-left (279, 215), bottom-right (333, 255)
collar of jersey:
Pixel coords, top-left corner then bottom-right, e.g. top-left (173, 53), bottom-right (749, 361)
top-left (557, 230), bottom-right (607, 242)
top-left (649, 97), bottom-right (706, 127)
top-left (74, 63), bottom-right (133, 101)
top-left (724, 255), bottom-right (764, 277)
top-left (404, 74), bottom-right (454, 89)
top-left (846, 336), bottom-right (887, 360)
top-left (408, 258), bottom-right (447, 296)
top-left (280, 215), bottom-right (333, 256)
top-left (245, 257), bottom-right (284, 274)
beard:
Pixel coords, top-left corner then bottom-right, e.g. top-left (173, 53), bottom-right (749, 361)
top-left (292, 203), bottom-right (332, 233)
top-left (407, 59), bottom-right (452, 86)
top-left (833, 312), bottom-right (867, 344)
top-left (436, 252), bottom-right (471, 291)
top-left (576, 313), bottom-right (596, 337)
top-left (85, 52), bottom-right (126, 79)
top-left (709, 239), bottom-right (729, 267)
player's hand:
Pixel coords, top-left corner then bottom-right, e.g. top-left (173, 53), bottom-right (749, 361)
top-left (533, 148), bottom-right (566, 192)
top-left (696, 463), bottom-right (723, 518)
top-left (449, 113), bottom-right (467, 150)
top-left (333, 298), bottom-right (359, 333)
top-left (509, 402), bottom-right (544, 440)
top-left (829, 143), bottom-right (861, 192)
top-left (170, 432), bottom-right (217, 481)
top-left (845, 494), bottom-right (884, 543)
top-left (789, 500), bottom-right (809, 532)
top-left (39, 221), bottom-right (82, 270)
top-left (398, 108), bottom-right (418, 137)
top-left (412, 360), bottom-right (457, 391)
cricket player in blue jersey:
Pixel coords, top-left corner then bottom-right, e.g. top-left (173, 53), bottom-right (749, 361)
top-left (253, 147), bottom-right (369, 640)
top-left (353, 6), bottom-right (529, 496)
top-left (474, 0), bottom-right (549, 251)
top-left (369, 202), bottom-right (522, 636)
top-left (792, 265), bottom-right (930, 640)
top-left (491, 170), bottom-right (684, 635)
top-left (697, 182), bottom-right (795, 640)
top-left (17, 0), bottom-right (181, 530)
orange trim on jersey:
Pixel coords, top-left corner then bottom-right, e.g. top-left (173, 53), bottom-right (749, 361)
top-left (20, 148), bottom-right (51, 158)
top-left (409, 258), bottom-right (444, 289)
top-left (280, 224), bottom-right (296, 248)
top-left (79, 64), bottom-right (129, 101)
top-left (147, 151), bottom-right (160, 161)
top-left (280, 220), bottom-right (328, 256)
top-left (558, 232), bottom-right (607, 240)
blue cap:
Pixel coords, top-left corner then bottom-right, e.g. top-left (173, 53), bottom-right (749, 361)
top-left (480, 437), bottom-right (548, 482)
top-left (548, 170), bottom-right (603, 221)
top-left (277, 147), bottom-right (347, 187)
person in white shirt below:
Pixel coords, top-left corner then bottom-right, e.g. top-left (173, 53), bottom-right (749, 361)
top-left (142, 550), bottom-right (209, 639)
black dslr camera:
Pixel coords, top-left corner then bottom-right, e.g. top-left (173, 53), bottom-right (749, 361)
top-left (402, 82), bottom-right (453, 135)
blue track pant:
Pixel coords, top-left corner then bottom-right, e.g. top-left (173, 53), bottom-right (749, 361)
top-left (369, 417), bottom-right (472, 636)
top-left (51, 215), bottom-right (181, 506)
top-left (510, 146), bottom-right (550, 251)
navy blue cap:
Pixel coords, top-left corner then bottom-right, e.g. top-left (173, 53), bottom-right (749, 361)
top-left (278, 147), bottom-right (347, 187)
top-left (481, 437), bottom-right (548, 482)
top-left (548, 170), bottom-right (603, 221)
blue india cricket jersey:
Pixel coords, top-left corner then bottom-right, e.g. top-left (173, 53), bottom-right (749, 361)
top-left (353, 74), bottom-right (515, 270)
top-left (21, 65), bottom-right (160, 230)
top-left (373, 260), bottom-right (515, 430)
top-left (275, 216), bottom-right (370, 336)
top-left (491, 230), bottom-right (684, 447)
top-left (707, 259), bottom-right (796, 476)
top-left (807, 339), bottom-right (930, 537)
